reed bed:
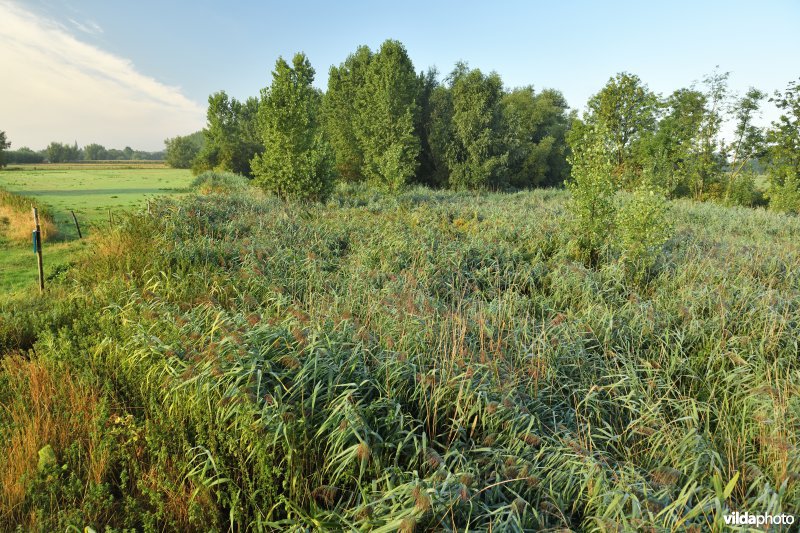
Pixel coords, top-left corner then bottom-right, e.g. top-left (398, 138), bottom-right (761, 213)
top-left (1, 185), bottom-right (798, 531)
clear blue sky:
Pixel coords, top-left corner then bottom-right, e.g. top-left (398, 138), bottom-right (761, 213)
top-left (2, 0), bottom-right (798, 150)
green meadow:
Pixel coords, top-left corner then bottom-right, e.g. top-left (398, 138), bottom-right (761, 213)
top-left (0, 167), bottom-right (193, 293)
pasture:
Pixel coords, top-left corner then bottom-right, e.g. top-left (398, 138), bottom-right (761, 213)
top-left (0, 167), bottom-right (193, 293)
top-left (1, 179), bottom-right (797, 531)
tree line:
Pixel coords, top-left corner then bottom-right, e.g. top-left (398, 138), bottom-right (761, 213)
top-left (166, 41), bottom-right (798, 212)
top-left (570, 71), bottom-right (800, 211)
top-left (166, 40), bottom-right (571, 200)
top-left (0, 140), bottom-right (164, 165)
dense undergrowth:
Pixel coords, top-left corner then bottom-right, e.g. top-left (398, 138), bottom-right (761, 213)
top-left (1, 182), bottom-right (798, 531)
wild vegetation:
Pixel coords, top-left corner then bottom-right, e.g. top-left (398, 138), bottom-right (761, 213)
top-left (2, 34), bottom-right (798, 533)
top-left (0, 176), bottom-right (797, 531)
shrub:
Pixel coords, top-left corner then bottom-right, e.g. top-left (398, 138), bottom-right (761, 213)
top-left (613, 186), bottom-right (673, 281)
top-left (723, 172), bottom-right (760, 207)
top-left (565, 122), bottom-right (616, 266)
top-left (767, 174), bottom-right (800, 214)
top-left (190, 171), bottom-right (250, 195)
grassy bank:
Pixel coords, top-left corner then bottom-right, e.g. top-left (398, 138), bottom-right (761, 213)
top-left (1, 184), bottom-right (798, 531)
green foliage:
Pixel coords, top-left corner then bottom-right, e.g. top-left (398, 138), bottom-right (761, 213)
top-left (412, 68), bottom-right (444, 187)
top-left (765, 78), bottom-right (800, 214)
top-left (584, 72), bottom-right (658, 186)
top-left (424, 83), bottom-right (455, 187)
top-left (643, 88), bottom-right (707, 197)
top-left (164, 131), bottom-right (204, 169)
top-left (190, 170), bottom-right (249, 195)
top-left (566, 120), bottom-right (616, 266)
top-left (502, 87), bottom-right (571, 188)
top-left (251, 53), bottom-right (334, 202)
top-left (45, 141), bottom-right (82, 163)
top-left (3, 147), bottom-right (45, 164)
top-left (723, 171), bottom-right (763, 207)
top-left (82, 143), bottom-right (107, 161)
top-left (353, 40), bottom-right (420, 192)
top-left (445, 64), bottom-right (508, 190)
top-left (613, 186), bottom-right (672, 281)
top-left (691, 69), bottom-right (729, 200)
top-left (194, 92), bottom-right (262, 177)
top-left (323, 46), bottom-right (372, 181)
top-left (567, 119), bottom-right (672, 278)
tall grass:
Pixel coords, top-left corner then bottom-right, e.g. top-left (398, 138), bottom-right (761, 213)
top-left (0, 187), bottom-right (58, 242)
top-left (1, 185), bottom-right (798, 530)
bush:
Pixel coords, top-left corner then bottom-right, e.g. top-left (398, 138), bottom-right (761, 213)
top-left (190, 171), bottom-right (250, 195)
top-left (767, 174), bottom-right (800, 214)
top-left (613, 186), bottom-right (672, 281)
top-left (723, 172), bottom-right (761, 207)
top-left (566, 123), bottom-right (616, 266)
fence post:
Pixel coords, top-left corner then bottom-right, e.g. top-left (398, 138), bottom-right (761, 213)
top-left (32, 207), bottom-right (44, 292)
top-left (70, 209), bottom-right (82, 239)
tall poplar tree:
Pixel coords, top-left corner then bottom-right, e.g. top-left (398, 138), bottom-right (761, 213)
top-left (323, 46), bottom-right (372, 181)
top-left (251, 53), bottom-right (334, 202)
top-left (354, 40), bottom-right (420, 192)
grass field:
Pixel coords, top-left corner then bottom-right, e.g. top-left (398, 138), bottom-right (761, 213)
top-left (6, 161), bottom-right (169, 170)
top-left (0, 167), bottom-right (193, 293)
top-left (0, 179), bottom-right (797, 531)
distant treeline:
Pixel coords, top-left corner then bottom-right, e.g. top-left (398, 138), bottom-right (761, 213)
top-left (2, 142), bottom-right (164, 164)
top-left (169, 41), bottom-right (789, 213)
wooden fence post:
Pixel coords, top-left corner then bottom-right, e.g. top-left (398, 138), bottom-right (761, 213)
top-left (70, 210), bottom-right (82, 239)
top-left (32, 207), bottom-right (44, 292)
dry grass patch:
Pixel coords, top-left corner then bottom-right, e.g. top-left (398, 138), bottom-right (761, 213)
top-left (0, 356), bottom-right (105, 523)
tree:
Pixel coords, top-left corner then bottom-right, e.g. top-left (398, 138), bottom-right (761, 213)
top-left (46, 141), bottom-right (81, 162)
top-left (445, 63), bottom-right (508, 190)
top-left (83, 143), bottom-right (108, 160)
top-left (765, 78), bottom-right (800, 213)
top-left (323, 45), bottom-right (372, 181)
top-left (413, 67), bottom-right (444, 187)
top-left (584, 72), bottom-right (658, 186)
top-left (4, 147), bottom-right (44, 164)
top-left (722, 87), bottom-right (765, 205)
top-left (354, 40), bottom-right (420, 192)
top-left (251, 53), bottom-right (334, 202)
top-left (502, 87), bottom-right (571, 188)
top-left (0, 131), bottom-right (10, 167)
top-left (194, 92), bottom-right (263, 176)
top-left (643, 88), bottom-right (707, 196)
top-left (165, 131), bottom-right (204, 169)
top-left (691, 69), bottom-right (729, 200)
top-left (425, 82), bottom-right (456, 187)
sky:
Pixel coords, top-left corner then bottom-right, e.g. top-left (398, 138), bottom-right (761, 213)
top-left (1, 0), bottom-right (798, 151)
